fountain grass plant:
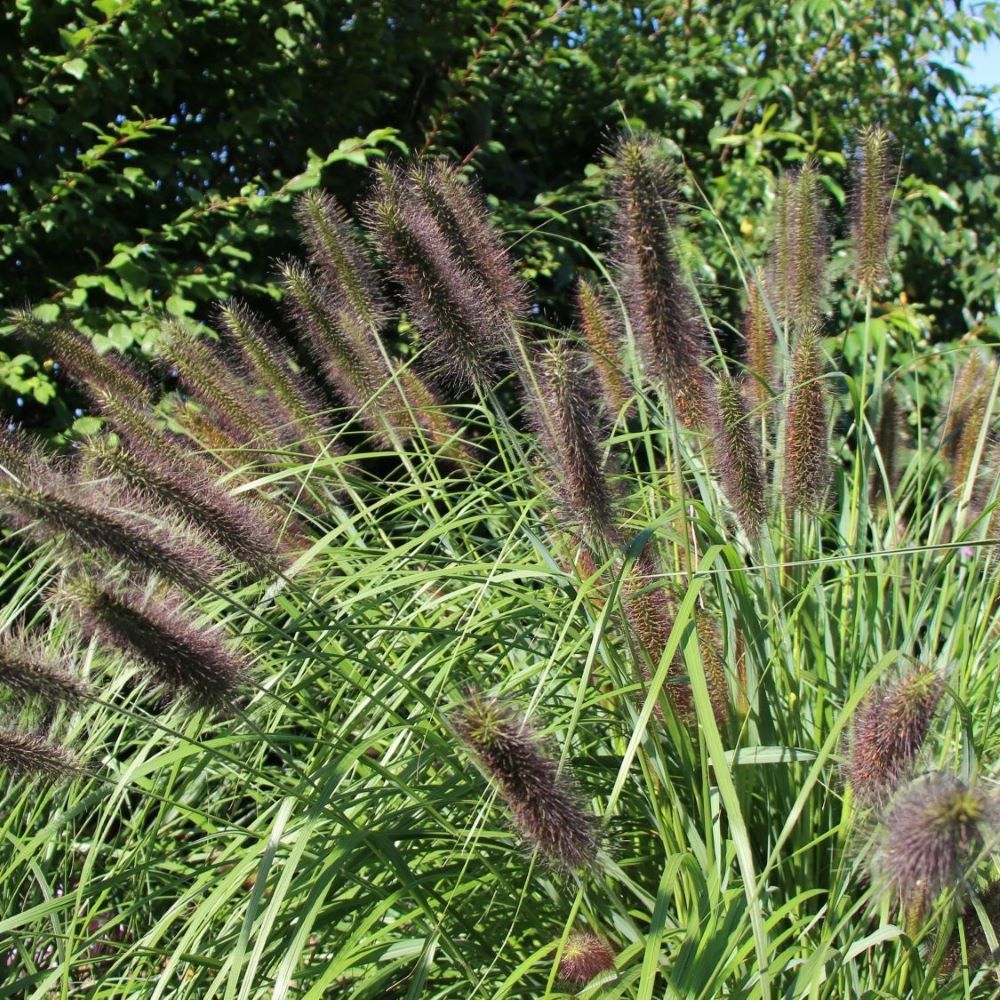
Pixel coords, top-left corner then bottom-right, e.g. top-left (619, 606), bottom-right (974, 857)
top-left (0, 130), bottom-right (998, 999)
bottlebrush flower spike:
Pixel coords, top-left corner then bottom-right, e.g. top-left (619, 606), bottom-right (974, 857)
top-left (0, 630), bottom-right (89, 706)
top-left (851, 125), bottom-right (897, 292)
top-left (295, 190), bottom-right (389, 333)
top-left (846, 666), bottom-right (943, 809)
top-left (713, 374), bottom-right (767, 539)
top-left (879, 773), bottom-right (999, 922)
top-left (528, 340), bottom-right (620, 548)
top-left (61, 577), bottom-right (249, 709)
top-left (162, 320), bottom-right (280, 452)
top-left (784, 328), bottom-right (830, 512)
top-left (408, 161), bottom-right (526, 328)
top-left (743, 268), bottom-right (776, 412)
top-left (0, 434), bottom-right (222, 590)
top-left (558, 932), bottom-right (617, 987)
top-left (366, 164), bottom-right (505, 389)
top-left (871, 385), bottom-right (902, 505)
top-left (216, 301), bottom-right (329, 450)
top-left (10, 309), bottom-right (154, 409)
top-left (577, 280), bottom-right (633, 418)
top-left (769, 162), bottom-right (829, 329)
top-left (941, 352), bottom-right (996, 493)
top-left (611, 136), bottom-right (714, 428)
top-left (84, 436), bottom-right (281, 576)
top-left (280, 259), bottom-right (406, 443)
top-left (451, 692), bottom-right (598, 871)
top-left (0, 726), bottom-right (79, 780)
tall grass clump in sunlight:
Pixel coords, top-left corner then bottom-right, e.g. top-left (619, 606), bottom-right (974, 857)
top-left (0, 126), bottom-right (998, 1000)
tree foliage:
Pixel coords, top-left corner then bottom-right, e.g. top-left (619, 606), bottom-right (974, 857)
top-left (2, 0), bottom-right (998, 428)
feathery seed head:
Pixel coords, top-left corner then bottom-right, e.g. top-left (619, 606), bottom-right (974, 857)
top-left (784, 329), bottom-right (830, 512)
top-left (61, 577), bottom-right (249, 709)
top-left (611, 137), bottom-right (714, 427)
top-left (408, 160), bottom-right (526, 327)
top-left (452, 691), bottom-right (598, 871)
top-left (870, 385), bottom-right (902, 505)
top-left (768, 163), bottom-right (829, 328)
top-left (528, 340), bottom-right (620, 547)
top-left (576, 279), bottom-right (633, 417)
top-left (365, 166), bottom-right (505, 389)
top-left (941, 351), bottom-right (996, 492)
top-left (558, 932), bottom-right (617, 987)
top-left (0, 630), bottom-right (89, 706)
top-left (743, 269), bottom-right (777, 412)
top-left (880, 773), bottom-right (999, 917)
top-left (216, 301), bottom-right (328, 450)
top-left (851, 125), bottom-right (897, 292)
top-left (713, 374), bottom-right (767, 538)
top-left (0, 474), bottom-right (222, 590)
top-left (847, 667), bottom-right (943, 808)
top-left (295, 190), bottom-right (388, 332)
top-left (0, 726), bottom-right (79, 780)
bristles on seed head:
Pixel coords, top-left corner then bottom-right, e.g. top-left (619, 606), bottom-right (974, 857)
top-left (59, 577), bottom-right (249, 710)
top-left (452, 691), bottom-right (598, 871)
top-left (527, 341), bottom-right (620, 548)
top-left (851, 125), bottom-right (897, 292)
top-left (878, 773), bottom-right (999, 919)
top-left (784, 329), bottom-right (830, 512)
top-left (713, 374), bottom-right (767, 538)
top-left (365, 165), bottom-right (506, 389)
top-left (611, 136), bottom-right (714, 428)
top-left (768, 162), bottom-right (829, 329)
top-left (0, 629), bottom-right (89, 706)
top-left (558, 932), bottom-right (617, 987)
top-left (576, 279), bottom-right (633, 418)
top-left (408, 160), bottom-right (526, 328)
top-left (846, 667), bottom-right (943, 809)
top-left (0, 726), bottom-right (80, 780)
top-left (743, 269), bottom-right (777, 411)
top-left (295, 190), bottom-right (389, 332)
top-left (939, 879), bottom-right (1000, 979)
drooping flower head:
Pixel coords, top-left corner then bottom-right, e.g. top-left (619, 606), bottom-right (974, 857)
top-left (558, 931), bottom-right (617, 987)
top-left (451, 692), bottom-right (597, 871)
top-left (846, 666), bottom-right (943, 808)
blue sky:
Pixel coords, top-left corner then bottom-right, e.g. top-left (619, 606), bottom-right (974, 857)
top-left (960, 34), bottom-right (1000, 88)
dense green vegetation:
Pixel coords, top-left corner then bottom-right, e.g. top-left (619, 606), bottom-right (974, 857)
top-left (1, 118), bottom-right (999, 997)
top-left (2, 1), bottom-right (999, 429)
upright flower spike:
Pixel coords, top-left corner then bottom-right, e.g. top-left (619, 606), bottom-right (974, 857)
top-left (576, 280), bottom-right (633, 418)
top-left (870, 384), bottom-right (902, 505)
top-left (408, 161), bottom-right (526, 333)
top-left (216, 301), bottom-right (329, 450)
top-left (280, 260), bottom-right (406, 443)
top-left (768, 163), bottom-right (829, 329)
top-left (846, 667), bottom-right (943, 809)
top-left (879, 773), bottom-right (999, 923)
top-left (612, 136), bottom-right (714, 428)
top-left (784, 328), bottom-right (830, 513)
top-left (742, 269), bottom-right (776, 412)
top-left (528, 341), bottom-right (620, 548)
top-left (941, 352), bottom-right (996, 493)
top-left (61, 578), bottom-right (249, 710)
top-left (851, 125), bottom-right (896, 292)
top-left (365, 165), bottom-right (505, 389)
top-left (295, 190), bottom-right (389, 334)
top-left (162, 320), bottom-right (280, 452)
top-left (558, 932), bottom-right (617, 987)
top-left (0, 631), bottom-right (89, 706)
top-left (451, 692), bottom-right (597, 871)
top-left (0, 726), bottom-right (79, 780)
top-left (713, 374), bottom-right (767, 539)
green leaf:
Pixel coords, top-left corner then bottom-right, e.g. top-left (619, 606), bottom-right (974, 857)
top-left (63, 58), bottom-right (87, 80)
